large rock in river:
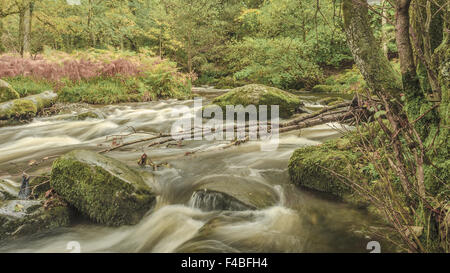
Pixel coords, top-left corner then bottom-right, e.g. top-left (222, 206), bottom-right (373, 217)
top-left (190, 176), bottom-right (279, 211)
top-left (0, 79), bottom-right (20, 103)
top-left (211, 84), bottom-right (303, 118)
top-left (50, 150), bottom-right (156, 226)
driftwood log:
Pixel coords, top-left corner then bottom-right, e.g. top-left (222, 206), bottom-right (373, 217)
top-left (100, 97), bottom-right (368, 154)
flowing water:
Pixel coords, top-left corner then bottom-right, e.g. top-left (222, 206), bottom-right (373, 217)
top-left (0, 88), bottom-right (391, 253)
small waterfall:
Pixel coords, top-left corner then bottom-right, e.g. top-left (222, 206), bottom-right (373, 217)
top-left (189, 190), bottom-right (254, 212)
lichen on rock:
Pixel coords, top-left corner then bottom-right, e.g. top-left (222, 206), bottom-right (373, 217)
top-left (50, 150), bottom-right (156, 226)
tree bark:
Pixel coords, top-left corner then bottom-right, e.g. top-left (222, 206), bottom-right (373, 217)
top-left (342, 0), bottom-right (402, 98)
top-left (381, 0), bottom-right (388, 58)
top-left (22, 3), bottom-right (32, 55)
top-left (395, 0), bottom-right (422, 98)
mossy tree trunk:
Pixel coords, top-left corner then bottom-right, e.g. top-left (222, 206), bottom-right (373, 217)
top-left (342, 0), bottom-right (402, 98)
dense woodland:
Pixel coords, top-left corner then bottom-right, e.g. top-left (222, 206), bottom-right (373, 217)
top-left (0, 0), bottom-right (396, 89)
top-left (0, 0), bottom-right (448, 253)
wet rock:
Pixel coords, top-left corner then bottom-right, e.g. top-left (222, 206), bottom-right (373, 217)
top-left (0, 79), bottom-right (20, 103)
top-left (211, 84), bottom-right (303, 118)
top-left (0, 179), bottom-right (19, 200)
top-left (0, 91), bottom-right (58, 122)
top-left (192, 177), bottom-right (279, 211)
top-left (71, 110), bottom-right (105, 121)
top-left (0, 199), bottom-right (71, 241)
top-left (50, 150), bottom-right (156, 226)
top-left (190, 189), bottom-right (255, 211)
top-left (18, 175), bottom-right (31, 200)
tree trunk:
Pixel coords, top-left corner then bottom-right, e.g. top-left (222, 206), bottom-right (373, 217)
top-left (22, 3), bottom-right (32, 55)
top-left (342, 0), bottom-right (402, 98)
top-left (395, 0), bottom-right (422, 98)
top-left (187, 30), bottom-right (192, 73)
top-left (18, 9), bottom-right (25, 56)
top-left (381, 0), bottom-right (388, 58)
top-left (0, 18), bottom-right (4, 52)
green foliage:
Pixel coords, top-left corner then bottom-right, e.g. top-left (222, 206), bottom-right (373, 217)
top-left (5, 76), bottom-right (52, 97)
top-left (227, 37), bottom-right (323, 89)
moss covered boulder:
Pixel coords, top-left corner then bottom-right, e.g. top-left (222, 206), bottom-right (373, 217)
top-left (0, 79), bottom-right (20, 103)
top-left (0, 199), bottom-right (71, 241)
top-left (288, 137), bottom-right (367, 206)
top-left (0, 91), bottom-right (57, 122)
top-left (50, 150), bottom-right (156, 226)
top-left (211, 84), bottom-right (303, 118)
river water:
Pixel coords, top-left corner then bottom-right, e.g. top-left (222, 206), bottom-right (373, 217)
top-left (0, 88), bottom-right (391, 253)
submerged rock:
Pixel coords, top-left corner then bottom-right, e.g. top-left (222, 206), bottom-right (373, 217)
top-left (0, 79), bottom-right (20, 103)
top-left (0, 199), bottom-right (71, 241)
top-left (72, 110), bottom-right (104, 120)
top-left (211, 84), bottom-right (303, 118)
top-left (50, 150), bottom-right (156, 226)
top-left (0, 91), bottom-right (58, 122)
top-left (191, 177), bottom-right (279, 211)
top-left (190, 189), bottom-right (255, 211)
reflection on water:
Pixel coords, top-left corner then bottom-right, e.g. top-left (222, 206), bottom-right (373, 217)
top-left (0, 91), bottom-right (391, 253)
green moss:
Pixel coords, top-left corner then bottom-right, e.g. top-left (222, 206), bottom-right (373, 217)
top-left (0, 99), bottom-right (37, 120)
top-left (212, 84), bottom-right (302, 118)
top-left (0, 91), bottom-right (57, 125)
top-left (0, 79), bottom-right (20, 103)
top-left (0, 200), bottom-right (71, 241)
top-left (311, 85), bottom-right (335, 93)
top-left (50, 150), bottom-right (156, 226)
top-left (288, 137), bottom-right (367, 206)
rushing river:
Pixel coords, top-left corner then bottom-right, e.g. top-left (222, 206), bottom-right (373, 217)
top-left (0, 87), bottom-right (391, 253)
